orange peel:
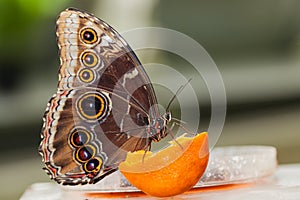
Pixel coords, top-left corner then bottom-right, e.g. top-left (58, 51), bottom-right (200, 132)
top-left (119, 132), bottom-right (209, 197)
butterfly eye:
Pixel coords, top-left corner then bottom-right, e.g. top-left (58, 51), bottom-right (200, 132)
top-left (77, 93), bottom-right (107, 121)
top-left (80, 28), bottom-right (98, 44)
top-left (78, 69), bottom-right (95, 83)
top-left (75, 145), bottom-right (96, 163)
top-left (81, 52), bottom-right (98, 67)
top-left (69, 128), bottom-right (90, 147)
top-left (83, 157), bottom-right (102, 173)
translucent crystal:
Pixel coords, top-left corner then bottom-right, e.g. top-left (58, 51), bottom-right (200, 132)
top-left (196, 145), bottom-right (277, 187)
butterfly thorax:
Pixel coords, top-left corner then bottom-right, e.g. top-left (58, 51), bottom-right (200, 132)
top-left (147, 112), bottom-right (171, 142)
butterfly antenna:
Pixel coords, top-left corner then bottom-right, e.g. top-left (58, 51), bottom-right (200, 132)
top-left (165, 78), bottom-right (192, 112)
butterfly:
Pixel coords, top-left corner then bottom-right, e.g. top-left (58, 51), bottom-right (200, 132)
top-left (39, 8), bottom-right (172, 185)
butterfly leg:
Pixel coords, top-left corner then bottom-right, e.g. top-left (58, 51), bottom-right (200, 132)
top-left (173, 121), bottom-right (193, 136)
top-left (142, 141), bottom-right (152, 163)
top-left (166, 123), bottom-right (183, 150)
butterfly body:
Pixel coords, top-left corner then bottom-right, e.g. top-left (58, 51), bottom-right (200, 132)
top-left (39, 8), bottom-right (170, 185)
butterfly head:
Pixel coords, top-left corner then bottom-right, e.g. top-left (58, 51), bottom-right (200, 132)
top-left (163, 111), bottom-right (172, 122)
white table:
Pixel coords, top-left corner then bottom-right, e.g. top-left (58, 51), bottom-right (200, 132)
top-left (20, 164), bottom-right (300, 200)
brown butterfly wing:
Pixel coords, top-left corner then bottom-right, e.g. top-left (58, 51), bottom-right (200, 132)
top-left (39, 8), bottom-right (159, 185)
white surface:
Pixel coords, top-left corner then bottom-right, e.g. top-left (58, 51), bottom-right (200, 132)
top-left (20, 164), bottom-right (300, 200)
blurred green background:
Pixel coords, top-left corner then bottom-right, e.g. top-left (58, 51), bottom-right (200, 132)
top-left (1, 0), bottom-right (300, 199)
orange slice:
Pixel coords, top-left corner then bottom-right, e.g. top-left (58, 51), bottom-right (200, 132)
top-left (119, 132), bottom-right (209, 197)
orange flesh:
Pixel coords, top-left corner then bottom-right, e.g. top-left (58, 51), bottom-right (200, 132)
top-left (119, 132), bottom-right (209, 197)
